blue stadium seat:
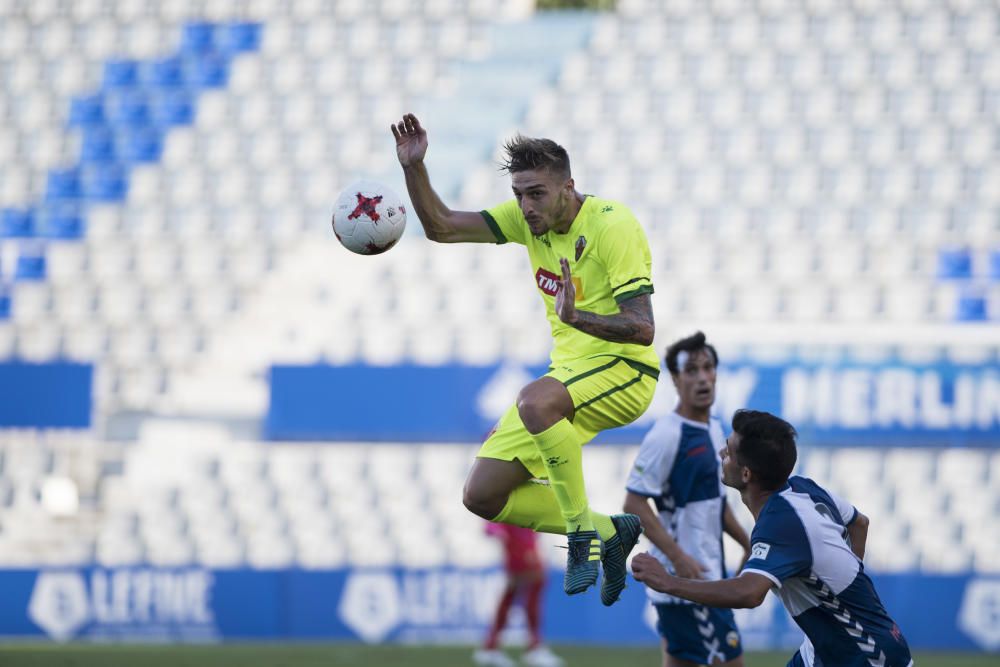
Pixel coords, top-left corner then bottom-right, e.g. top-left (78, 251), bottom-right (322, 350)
top-left (181, 22), bottom-right (216, 54)
top-left (216, 22), bottom-right (262, 54)
top-left (0, 208), bottom-right (35, 238)
top-left (45, 168), bottom-right (83, 201)
top-left (117, 127), bottom-right (163, 163)
top-left (68, 94), bottom-right (106, 128)
top-left (81, 164), bottom-right (128, 202)
top-left (39, 203), bottom-right (84, 240)
top-left (80, 127), bottom-right (117, 164)
top-left (140, 57), bottom-right (186, 89)
top-left (14, 246), bottom-right (46, 281)
top-left (105, 90), bottom-right (152, 128)
top-left (186, 55), bottom-right (229, 88)
top-left (0, 286), bottom-right (9, 320)
top-left (151, 91), bottom-right (195, 127)
top-left (937, 248), bottom-right (973, 279)
top-left (989, 250), bottom-right (1000, 281)
top-left (956, 290), bottom-right (987, 321)
top-left (103, 59), bottom-right (140, 89)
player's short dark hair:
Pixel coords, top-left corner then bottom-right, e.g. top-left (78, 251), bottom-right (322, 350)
top-left (665, 331), bottom-right (719, 375)
top-left (500, 134), bottom-right (571, 180)
top-left (730, 409), bottom-right (798, 491)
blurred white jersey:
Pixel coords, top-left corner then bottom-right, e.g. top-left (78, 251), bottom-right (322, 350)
top-left (626, 412), bottom-right (728, 605)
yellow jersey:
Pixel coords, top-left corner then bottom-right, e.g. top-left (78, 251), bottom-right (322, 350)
top-left (481, 195), bottom-right (659, 371)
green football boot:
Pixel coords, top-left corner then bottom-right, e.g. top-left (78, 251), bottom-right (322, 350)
top-left (600, 513), bottom-right (643, 606)
top-left (564, 528), bottom-right (602, 595)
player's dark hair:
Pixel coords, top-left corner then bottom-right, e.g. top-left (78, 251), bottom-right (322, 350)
top-left (665, 331), bottom-right (719, 375)
top-left (500, 134), bottom-right (571, 179)
top-left (731, 410), bottom-right (798, 491)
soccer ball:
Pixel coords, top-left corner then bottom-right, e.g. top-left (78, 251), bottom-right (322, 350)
top-left (331, 180), bottom-right (407, 255)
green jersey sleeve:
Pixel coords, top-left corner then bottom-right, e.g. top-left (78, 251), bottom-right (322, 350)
top-left (599, 213), bottom-right (655, 304)
top-left (480, 200), bottom-right (526, 245)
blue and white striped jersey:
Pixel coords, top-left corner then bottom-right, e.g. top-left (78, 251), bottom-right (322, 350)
top-left (743, 476), bottom-right (912, 667)
top-left (626, 412), bottom-right (728, 605)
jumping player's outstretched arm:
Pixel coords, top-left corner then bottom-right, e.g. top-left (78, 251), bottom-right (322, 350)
top-left (632, 553), bottom-right (772, 609)
top-left (556, 258), bottom-right (655, 345)
top-left (391, 114), bottom-right (498, 244)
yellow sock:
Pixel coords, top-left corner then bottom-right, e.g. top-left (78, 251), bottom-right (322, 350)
top-left (492, 480), bottom-right (618, 540)
top-left (531, 418), bottom-right (594, 533)
top-left (591, 512), bottom-right (616, 541)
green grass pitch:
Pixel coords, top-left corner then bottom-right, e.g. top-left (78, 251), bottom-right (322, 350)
top-left (0, 644), bottom-right (994, 667)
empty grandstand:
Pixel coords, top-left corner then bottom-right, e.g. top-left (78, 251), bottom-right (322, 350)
top-left (0, 0), bottom-right (997, 657)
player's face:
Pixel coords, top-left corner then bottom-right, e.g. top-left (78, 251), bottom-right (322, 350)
top-left (672, 348), bottom-right (716, 411)
top-left (511, 168), bottom-right (574, 236)
top-left (720, 433), bottom-right (747, 490)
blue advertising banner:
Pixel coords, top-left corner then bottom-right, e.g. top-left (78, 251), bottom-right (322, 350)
top-left (3, 567), bottom-right (998, 652)
top-left (0, 362), bottom-right (92, 428)
top-left (266, 361), bottom-right (1000, 446)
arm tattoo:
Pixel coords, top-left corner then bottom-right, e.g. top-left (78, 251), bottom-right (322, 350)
top-left (568, 295), bottom-right (654, 345)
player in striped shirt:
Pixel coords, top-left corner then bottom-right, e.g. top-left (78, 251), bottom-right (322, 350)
top-left (625, 332), bottom-right (750, 666)
top-left (632, 410), bottom-right (913, 667)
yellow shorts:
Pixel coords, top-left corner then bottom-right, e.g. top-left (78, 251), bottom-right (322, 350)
top-left (477, 355), bottom-right (659, 479)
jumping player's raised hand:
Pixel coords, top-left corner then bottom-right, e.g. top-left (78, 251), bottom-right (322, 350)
top-left (391, 113), bottom-right (428, 167)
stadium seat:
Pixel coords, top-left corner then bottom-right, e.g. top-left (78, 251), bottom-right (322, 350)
top-left (45, 169), bottom-right (82, 201)
top-left (180, 21), bottom-right (216, 54)
top-left (151, 90), bottom-right (195, 127)
top-left (39, 203), bottom-right (84, 240)
top-left (14, 246), bottom-right (46, 282)
top-left (117, 127), bottom-right (164, 163)
top-left (937, 247), bottom-right (974, 280)
top-left (139, 57), bottom-right (186, 89)
top-left (67, 93), bottom-right (106, 128)
top-left (216, 22), bottom-right (263, 55)
top-left (955, 289), bottom-right (988, 322)
top-left (186, 55), bottom-right (231, 89)
top-left (0, 290), bottom-right (10, 322)
top-left (0, 208), bottom-right (36, 239)
top-left (102, 59), bottom-right (140, 90)
top-left (79, 127), bottom-right (117, 164)
top-left (987, 249), bottom-right (1000, 281)
top-left (105, 89), bottom-right (152, 128)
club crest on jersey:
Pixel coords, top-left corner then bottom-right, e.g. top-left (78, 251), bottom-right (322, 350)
top-left (575, 235), bottom-right (586, 261)
top-left (750, 543), bottom-right (771, 561)
top-left (535, 268), bottom-right (560, 296)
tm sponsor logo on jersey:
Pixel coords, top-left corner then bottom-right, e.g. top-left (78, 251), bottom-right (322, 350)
top-left (750, 543), bottom-right (771, 561)
top-left (535, 268), bottom-right (583, 299)
top-left (535, 268), bottom-right (560, 296)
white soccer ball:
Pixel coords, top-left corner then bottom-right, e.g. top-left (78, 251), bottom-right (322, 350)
top-left (331, 180), bottom-right (407, 255)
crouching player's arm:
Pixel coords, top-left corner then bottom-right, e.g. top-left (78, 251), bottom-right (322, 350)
top-left (631, 553), bottom-right (772, 609)
top-left (846, 510), bottom-right (870, 560)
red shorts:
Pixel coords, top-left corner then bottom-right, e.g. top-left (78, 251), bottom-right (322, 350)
top-left (486, 523), bottom-right (543, 574)
top-left (504, 545), bottom-right (542, 574)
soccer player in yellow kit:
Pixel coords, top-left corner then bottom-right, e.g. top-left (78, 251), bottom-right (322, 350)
top-left (392, 114), bottom-right (658, 604)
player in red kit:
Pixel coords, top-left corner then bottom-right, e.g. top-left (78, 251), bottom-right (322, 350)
top-left (475, 520), bottom-right (564, 667)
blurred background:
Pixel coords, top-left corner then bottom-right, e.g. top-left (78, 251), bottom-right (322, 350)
top-left (0, 0), bottom-right (997, 664)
